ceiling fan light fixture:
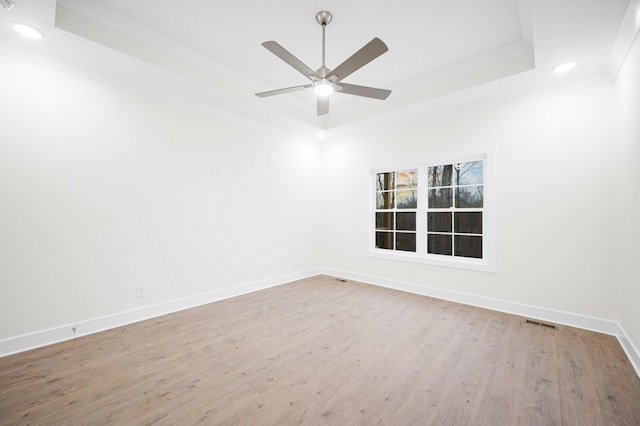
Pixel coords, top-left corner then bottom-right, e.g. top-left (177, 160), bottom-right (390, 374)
top-left (314, 80), bottom-right (333, 96)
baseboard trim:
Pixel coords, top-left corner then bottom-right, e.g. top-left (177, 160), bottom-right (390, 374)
top-left (0, 268), bottom-right (323, 358)
top-left (617, 324), bottom-right (640, 378)
top-left (320, 267), bottom-right (640, 377)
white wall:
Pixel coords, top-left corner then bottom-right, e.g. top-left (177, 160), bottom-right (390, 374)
top-left (320, 82), bottom-right (619, 321)
top-left (615, 32), bottom-right (640, 352)
top-left (1, 35), bottom-right (638, 357)
top-left (0, 53), bottom-right (321, 340)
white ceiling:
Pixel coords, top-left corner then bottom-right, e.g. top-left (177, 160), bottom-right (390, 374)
top-left (0, 0), bottom-right (639, 137)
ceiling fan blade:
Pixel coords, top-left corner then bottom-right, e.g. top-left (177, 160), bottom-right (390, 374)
top-left (262, 41), bottom-right (319, 81)
top-left (338, 83), bottom-right (391, 100)
top-left (255, 84), bottom-right (312, 98)
top-left (327, 37), bottom-right (388, 82)
top-left (317, 96), bottom-right (329, 116)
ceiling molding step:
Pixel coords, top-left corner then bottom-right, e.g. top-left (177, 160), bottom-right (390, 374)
top-left (605, 0), bottom-right (640, 78)
top-left (325, 50), bottom-right (535, 131)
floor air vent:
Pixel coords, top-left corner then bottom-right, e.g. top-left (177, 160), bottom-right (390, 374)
top-left (335, 278), bottom-right (348, 282)
top-left (525, 319), bottom-right (558, 330)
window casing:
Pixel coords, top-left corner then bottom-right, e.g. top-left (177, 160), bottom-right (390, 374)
top-left (370, 153), bottom-right (495, 272)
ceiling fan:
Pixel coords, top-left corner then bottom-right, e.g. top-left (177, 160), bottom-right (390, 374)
top-left (255, 11), bottom-right (391, 116)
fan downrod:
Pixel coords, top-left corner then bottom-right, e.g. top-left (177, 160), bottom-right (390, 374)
top-left (315, 11), bottom-right (332, 26)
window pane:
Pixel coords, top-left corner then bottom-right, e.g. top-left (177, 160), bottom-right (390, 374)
top-left (454, 212), bottom-right (482, 234)
top-left (456, 161), bottom-right (483, 185)
top-left (396, 212), bottom-right (416, 231)
top-left (376, 172), bottom-right (394, 191)
top-left (428, 234), bottom-right (452, 255)
top-left (376, 232), bottom-right (394, 249)
top-left (456, 186), bottom-right (483, 208)
top-left (376, 212), bottom-right (394, 230)
top-left (428, 188), bottom-right (452, 208)
top-left (454, 235), bottom-right (482, 258)
top-left (396, 169), bottom-right (418, 189)
top-left (396, 233), bottom-right (416, 252)
top-left (397, 190), bottom-right (417, 209)
top-left (428, 212), bottom-right (452, 233)
top-left (428, 164), bottom-right (453, 188)
top-left (376, 192), bottom-right (394, 209)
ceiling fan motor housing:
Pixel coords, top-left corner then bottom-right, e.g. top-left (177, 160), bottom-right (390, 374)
top-left (315, 11), bottom-right (332, 26)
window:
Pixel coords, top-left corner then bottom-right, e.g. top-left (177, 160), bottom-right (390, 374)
top-left (375, 169), bottom-right (417, 252)
top-left (371, 154), bottom-right (494, 272)
top-left (427, 161), bottom-right (483, 259)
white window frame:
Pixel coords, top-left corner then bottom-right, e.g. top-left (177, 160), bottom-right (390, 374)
top-left (368, 152), bottom-right (496, 273)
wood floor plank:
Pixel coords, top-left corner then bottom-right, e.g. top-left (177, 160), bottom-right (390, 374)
top-left (1, 275), bottom-right (639, 425)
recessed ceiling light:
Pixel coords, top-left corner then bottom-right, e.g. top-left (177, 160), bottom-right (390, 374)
top-left (553, 62), bottom-right (575, 74)
top-left (13, 23), bottom-right (44, 40)
top-left (316, 132), bottom-right (327, 140)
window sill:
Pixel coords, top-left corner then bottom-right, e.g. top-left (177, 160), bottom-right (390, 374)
top-left (367, 249), bottom-right (496, 273)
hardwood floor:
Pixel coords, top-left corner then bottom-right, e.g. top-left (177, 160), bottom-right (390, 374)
top-left (1, 275), bottom-right (639, 425)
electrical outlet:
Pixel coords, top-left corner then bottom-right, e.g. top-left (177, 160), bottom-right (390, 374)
top-left (136, 286), bottom-right (145, 298)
